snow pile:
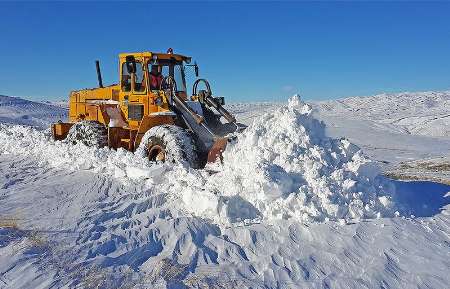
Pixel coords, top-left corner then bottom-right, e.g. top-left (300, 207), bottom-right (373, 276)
top-left (0, 124), bottom-right (165, 181)
top-left (171, 96), bottom-right (396, 224)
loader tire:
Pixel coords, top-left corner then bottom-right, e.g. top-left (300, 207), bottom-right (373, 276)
top-left (65, 121), bottom-right (108, 147)
top-left (138, 125), bottom-right (200, 169)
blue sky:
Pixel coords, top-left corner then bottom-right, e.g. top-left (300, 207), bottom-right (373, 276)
top-left (0, 1), bottom-right (449, 102)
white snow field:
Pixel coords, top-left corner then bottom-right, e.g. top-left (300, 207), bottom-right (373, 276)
top-left (0, 92), bottom-right (449, 288)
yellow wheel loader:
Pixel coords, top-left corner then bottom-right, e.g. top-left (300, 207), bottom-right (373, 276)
top-left (51, 49), bottom-right (243, 168)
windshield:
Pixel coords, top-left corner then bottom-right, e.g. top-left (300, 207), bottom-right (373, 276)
top-left (148, 60), bottom-right (186, 92)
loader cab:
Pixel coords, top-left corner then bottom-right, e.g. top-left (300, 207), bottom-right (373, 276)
top-left (118, 52), bottom-right (191, 128)
top-left (119, 53), bottom-right (188, 93)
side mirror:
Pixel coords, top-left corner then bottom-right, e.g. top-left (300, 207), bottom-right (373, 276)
top-left (125, 55), bottom-right (136, 74)
top-left (194, 62), bottom-right (199, 77)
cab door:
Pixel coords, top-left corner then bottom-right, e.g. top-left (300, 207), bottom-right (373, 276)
top-left (119, 57), bottom-right (147, 129)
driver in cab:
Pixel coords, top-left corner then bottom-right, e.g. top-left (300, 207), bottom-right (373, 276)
top-left (149, 65), bottom-right (163, 90)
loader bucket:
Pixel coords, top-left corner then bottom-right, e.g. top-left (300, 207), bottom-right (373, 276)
top-left (207, 137), bottom-right (229, 163)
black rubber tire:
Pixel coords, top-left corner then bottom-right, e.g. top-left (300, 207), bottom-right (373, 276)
top-left (65, 121), bottom-right (108, 147)
top-left (138, 125), bottom-right (200, 169)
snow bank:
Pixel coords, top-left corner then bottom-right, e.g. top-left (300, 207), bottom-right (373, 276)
top-left (160, 96), bottom-right (396, 224)
top-left (0, 96), bottom-right (397, 225)
top-left (0, 125), bottom-right (165, 182)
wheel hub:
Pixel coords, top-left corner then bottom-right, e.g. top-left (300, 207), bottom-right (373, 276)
top-left (148, 144), bottom-right (166, 162)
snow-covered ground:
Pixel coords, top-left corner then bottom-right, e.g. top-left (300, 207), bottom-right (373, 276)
top-left (0, 92), bottom-right (449, 288)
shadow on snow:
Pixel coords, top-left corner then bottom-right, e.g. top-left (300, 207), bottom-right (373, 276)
top-left (392, 180), bottom-right (450, 217)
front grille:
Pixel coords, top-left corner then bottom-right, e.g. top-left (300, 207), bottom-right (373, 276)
top-left (128, 104), bottom-right (144, 120)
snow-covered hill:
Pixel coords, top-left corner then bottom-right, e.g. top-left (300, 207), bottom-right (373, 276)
top-left (0, 95), bottom-right (67, 128)
top-left (315, 90), bottom-right (450, 138)
top-left (41, 100), bottom-right (68, 109)
top-left (0, 92), bottom-right (449, 288)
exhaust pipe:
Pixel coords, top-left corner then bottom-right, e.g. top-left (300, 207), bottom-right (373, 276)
top-left (95, 60), bottom-right (103, 88)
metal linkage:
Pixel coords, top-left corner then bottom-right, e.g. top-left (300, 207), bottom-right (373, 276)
top-left (193, 79), bottom-right (237, 124)
top-left (163, 76), bottom-right (218, 138)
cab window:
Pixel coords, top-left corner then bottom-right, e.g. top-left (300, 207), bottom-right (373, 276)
top-left (121, 63), bottom-right (131, 92)
top-left (147, 60), bottom-right (186, 92)
top-left (134, 62), bottom-right (145, 92)
top-left (173, 64), bottom-right (186, 92)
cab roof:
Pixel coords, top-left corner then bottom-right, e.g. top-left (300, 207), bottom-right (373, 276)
top-left (118, 51), bottom-right (191, 62)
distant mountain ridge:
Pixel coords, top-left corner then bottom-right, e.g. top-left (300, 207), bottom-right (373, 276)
top-left (0, 95), bottom-right (67, 128)
top-left (316, 90), bottom-right (450, 119)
